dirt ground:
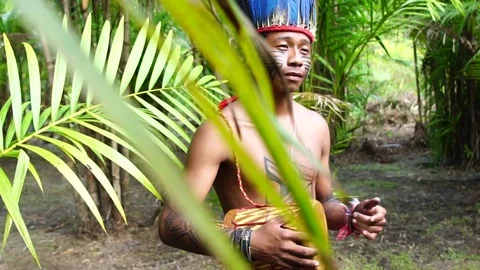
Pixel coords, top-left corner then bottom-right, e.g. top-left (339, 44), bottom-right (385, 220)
top-left (0, 130), bottom-right (479, 269)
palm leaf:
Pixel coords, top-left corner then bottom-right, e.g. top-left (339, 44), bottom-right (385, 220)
top-left (134, 96), bottom-right (191, 143)
top-left (1, 149), bottom-right (29, 253)
top-left (2, 5), bottom-right (244, 267)
top-left (0, 98), bottom-right (12, 151)
top-left (36, 134), bottom-right (127, 223)
top-left (87, 19), bottom-right (110, 105)
top-left (183, 65), bottom-right (203, 86)
top-left (4, 103), bottom-right (29, 144)
top-left (86, 111), bottom-right (183, 167)
top-left (164, 88), bottom-right (204, 123)
top-left (135, 21), bottom-right (161, 92)
top-left (162, 45), bottom-right (181, 88)
top-left (73, 118), bottom-right (142, 158)
top-left (119, 18), bottom-right (149, 95)
top-left (71, 13), bottom-right (92, 113)
top-left (130, 105), bottom-right (188, 152)
top-left (23, 43), bottom-right (41, 131)
top-left (174, 55), bottom-right (194, 86)
top-left (13, 1), bottom-right (252, 267)
top-left (50, 126), bottom-right (161, 199)
top-left (0, 150), bottom-right (43, 192)
top-left (20, 111), bottom-right (33, 138)
top-left (0, 167), bottom-right (40, 267)
top-left (149, 30), bottom-right (173, 90)
top-left (147, 92), bottom-right (196, 133)
top-left (3, 33), bottom-right (22, 142)
top-left (50, 16), bottom-right (68, 120)
top-left (21, 144), bottom-right (106, 232)
top-left (105, 16), bottom-right (124, 86)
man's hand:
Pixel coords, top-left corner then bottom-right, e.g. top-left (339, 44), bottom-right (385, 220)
top-left (352, 197), bottom-right (387, 240)
top-left (250, 217), bottom-right (320, 269)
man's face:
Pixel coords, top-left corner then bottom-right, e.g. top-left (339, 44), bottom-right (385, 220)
top-left (264, 31), bottom-right (312, 94)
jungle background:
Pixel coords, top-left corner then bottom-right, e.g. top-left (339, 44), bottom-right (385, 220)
top-left (0, 0), bottom-right (479, 269)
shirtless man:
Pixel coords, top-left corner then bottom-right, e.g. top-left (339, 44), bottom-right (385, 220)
top-left (159, 1), bottom-right (387, 268)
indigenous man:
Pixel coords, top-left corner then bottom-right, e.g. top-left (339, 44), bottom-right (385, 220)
top-left (159, 0), bottom-right (387, 268)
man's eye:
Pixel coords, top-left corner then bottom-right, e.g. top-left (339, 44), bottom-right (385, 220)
top-left (277, 45), bottom-right (288, 50)
top-left (301, 49), bottom-right (310, 55)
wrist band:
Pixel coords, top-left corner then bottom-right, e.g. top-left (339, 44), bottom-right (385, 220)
top-left (230, 227), bottom-right (254, 262)
top-left (240, 228), bottom-right (253, 262)
top-left (336, 198), bottom-right (360, 241)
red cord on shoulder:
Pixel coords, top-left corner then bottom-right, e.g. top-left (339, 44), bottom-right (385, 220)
top-left (218, 96), bottom-right (238, 110)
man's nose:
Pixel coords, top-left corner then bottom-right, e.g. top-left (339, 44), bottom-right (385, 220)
top-left (287, 49), bottom-right (303, 67)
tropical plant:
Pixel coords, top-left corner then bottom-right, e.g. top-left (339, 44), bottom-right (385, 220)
top-left (413, 0), bottom-right (479, 166)
top-left (3, 0), bottom-right (462, 269)
top-left (1, 0), bottom-right (344, 268)
top-left (0, 11), bottom-right (230, 266)
top-left (303, 0), bottom-right (457, 152)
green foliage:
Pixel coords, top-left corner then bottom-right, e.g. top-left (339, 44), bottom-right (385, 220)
top-left (414, 0), bottom-right (480, 166)
top-left (0, 12), bottom-right (228, 266)
top-left (301, 0), bottom-right (447, 152)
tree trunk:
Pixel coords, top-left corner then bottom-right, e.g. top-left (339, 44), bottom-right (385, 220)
top-left (70, 8), bottom-right (106, 234)
top-left (104, 0), bottom-right (110, 22)
top-left (82, 0), bottom-right (90, 20)
top-left (112, 10), bottom-right (131, 232)
top-left (40, 35), bottom-right (54, 106)
top-left (63, 0), bottom-right (73, 27)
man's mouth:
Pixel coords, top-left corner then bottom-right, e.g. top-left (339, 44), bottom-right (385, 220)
top-left (284, 72), bottom-right (304, 82)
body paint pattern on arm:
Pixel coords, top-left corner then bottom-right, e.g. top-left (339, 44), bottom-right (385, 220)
top-left (164, 211), bottom-right (202, 249)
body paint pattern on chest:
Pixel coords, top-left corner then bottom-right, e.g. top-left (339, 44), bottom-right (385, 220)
top-left (263, 157), bottom-right (317, 201)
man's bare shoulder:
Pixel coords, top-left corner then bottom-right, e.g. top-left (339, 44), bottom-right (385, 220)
top-left (189, 115), bottom-right (231, 162)
top-left (294, 102), bottom-right (329, 132)
top-left (219, 101), bottom-right (247, 121)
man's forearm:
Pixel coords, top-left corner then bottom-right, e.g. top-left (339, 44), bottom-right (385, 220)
top-left (158, 207), bottom-right (231, 255)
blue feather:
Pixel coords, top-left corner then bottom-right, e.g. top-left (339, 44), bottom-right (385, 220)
top-left (237, 0), bottom-right (316, 29)
top-left (304, 0), bottom-right (316, 26)
top-left (244, 0), bottom-right (277, 24)
top-left (288, 0), bottom-right (297, 25)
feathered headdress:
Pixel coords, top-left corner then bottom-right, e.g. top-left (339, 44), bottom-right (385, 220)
top-left (236, 0), bottom-right (317, 42)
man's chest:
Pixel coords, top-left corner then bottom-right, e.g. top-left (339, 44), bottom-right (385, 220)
top-left (238, 127), bottom-right (322, 199)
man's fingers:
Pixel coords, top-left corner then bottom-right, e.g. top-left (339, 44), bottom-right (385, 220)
top-left (280, 229), bottom-right (307, 243)
top-left (360, 230), bottom-right (378, 240)
top-left (352, 220), bottom-right (384, 234)
top-left (279, 250), bottom-right (320, 269)
top-left (369, 216), bottom-right (387, 225)
top-left (279, 241), bottom-right (318, 258)
top-left (352, 211), bottom-right (371, 224)
top-left (365, 206), bottom-right (387, 223)
top-left (363, 197), bottom-right (380, 210)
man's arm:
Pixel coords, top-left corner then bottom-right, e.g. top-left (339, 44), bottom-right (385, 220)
top-left (314, 117), bottom-right (350, 230)
top-left (314, 115), bottom-right (387, 239)
top-left (158, 119), bottom-right (230, 255)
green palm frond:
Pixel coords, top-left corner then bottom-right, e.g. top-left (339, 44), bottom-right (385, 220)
top-left (0, 14), bottom-right (227, 266)
top-left (293, 92), bottom-right (350, 122)
top-left (310, 0), bottom-right (449, 97)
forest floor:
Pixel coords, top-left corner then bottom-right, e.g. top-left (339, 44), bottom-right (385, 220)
top-left (0, 117), bottom-right (479, 270)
